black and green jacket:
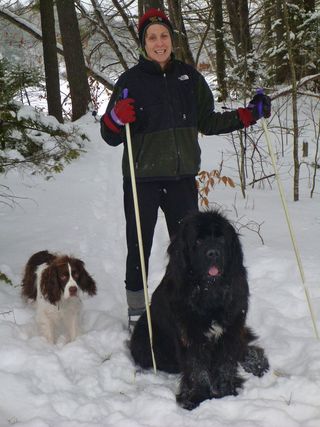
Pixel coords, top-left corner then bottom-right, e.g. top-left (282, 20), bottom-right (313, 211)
top-left (100, 55), bottom-right (244, 180)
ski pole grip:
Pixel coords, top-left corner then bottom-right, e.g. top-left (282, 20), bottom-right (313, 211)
top-left (122, 88), bottom-right (129, 100)
top-left (256, 87), bottom-right (264, 118)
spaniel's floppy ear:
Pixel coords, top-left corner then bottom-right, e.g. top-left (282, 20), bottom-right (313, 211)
top-left (21, 265), bottom-right (37, 301)
top-left (74, 259), bottom-right (97, 296)
top-left (21, 250), bottom-right (55, 301)
top-left (40, 265), bottom-right (61, 304)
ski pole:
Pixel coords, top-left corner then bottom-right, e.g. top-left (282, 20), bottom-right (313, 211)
top-left (257, 89), bottom-right (319, 340)
top-left (123, 89), bottom-right (157, 372)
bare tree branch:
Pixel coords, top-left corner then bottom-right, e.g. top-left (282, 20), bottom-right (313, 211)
top-left (0, 7), bottom-right (115, 90)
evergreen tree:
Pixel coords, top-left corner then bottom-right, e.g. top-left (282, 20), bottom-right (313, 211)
top-left (0, 59), bottom-right (85, 177)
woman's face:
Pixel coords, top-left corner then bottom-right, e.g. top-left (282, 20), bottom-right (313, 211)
top-left (144, 24), bottom-right (172, 69)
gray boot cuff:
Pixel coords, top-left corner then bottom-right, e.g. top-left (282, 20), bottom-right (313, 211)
top-left (126, 289), bottom-right (145, 310)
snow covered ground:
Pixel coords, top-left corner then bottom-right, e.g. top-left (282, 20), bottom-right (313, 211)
top-left (1, 108), bottom-right (320, 427)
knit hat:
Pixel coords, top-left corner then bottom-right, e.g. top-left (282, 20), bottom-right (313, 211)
top-left (138, 8), bottom-right (173, 46)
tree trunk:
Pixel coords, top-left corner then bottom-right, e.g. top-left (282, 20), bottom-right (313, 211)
top-left (304, 0), bottom-right (315, 12)
top-left (239, 0), bottom-right (252, 53)
top-left (90, 0), bottom-right (129, 71)
top-left (282, 0), bottom-right (300, 201)
top-left (39, 0), bottom-right (63, 123)
top-left (56, 0), bottom-right (91, 121)
top-left (263, 0), bottom-right (272, 70)
top-left (238, 0), bottom-right (255, 87)
top-left (167, 0), bottom-right (195, 66)
top-left (213, 0), bottom-right (227, 101)
top-left (226, 0), bottom-right (242, 57)
top-left (0, 7), bottom-right (115, 91)
top-left (111, 0), bottom-right (140, 46)
top-left (310, 116), bottom-right (319, 198)
top-left (226, 0), bottom-right (254, 92)
top-left (139, 0), bottom-right (164, 13)
top-left (274, 0), bottom-right (288, 83)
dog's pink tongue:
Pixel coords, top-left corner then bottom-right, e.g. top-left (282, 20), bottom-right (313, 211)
top-left (208, 265), bottom-right (219, 276)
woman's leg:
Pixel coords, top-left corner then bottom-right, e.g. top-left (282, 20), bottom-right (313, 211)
top-left (123, 180), bottom-right (161, 309)
top-left (160, 177), bottom-right (199, 238)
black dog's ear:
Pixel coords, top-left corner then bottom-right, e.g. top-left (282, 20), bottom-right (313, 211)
top-left (227, 224), bottom-right (244, 271)
top-left (167, 232), bottom-right (184, 269)
top-left (167, 216), bottom-right (197, 281)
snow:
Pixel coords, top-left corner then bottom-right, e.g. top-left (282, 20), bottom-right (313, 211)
top-left (1, 108), bottom-right (320, 427)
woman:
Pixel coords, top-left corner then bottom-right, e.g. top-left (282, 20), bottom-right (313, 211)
top-left (100, 8), bottom-right (271, 327)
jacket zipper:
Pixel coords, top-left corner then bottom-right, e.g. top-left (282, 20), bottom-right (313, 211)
top-left (163, 72), bottom-right (181, 175)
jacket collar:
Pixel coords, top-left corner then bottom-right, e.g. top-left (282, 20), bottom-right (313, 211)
top-left (138, 53), bottom-right (175, 75)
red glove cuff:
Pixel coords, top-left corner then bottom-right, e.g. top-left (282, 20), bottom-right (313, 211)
top-left (102, 113), bottom-right (121, 134)
top-left (237, 108), bottom-right (255, 128)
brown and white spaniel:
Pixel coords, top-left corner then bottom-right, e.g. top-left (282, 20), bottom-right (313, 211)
top-left (21, 250), bottom-right (97, 343)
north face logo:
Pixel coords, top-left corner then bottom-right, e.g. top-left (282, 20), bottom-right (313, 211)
top-left (178, 74), bottom-right (189, 81)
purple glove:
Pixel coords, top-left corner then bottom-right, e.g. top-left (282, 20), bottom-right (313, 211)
top-left (247, 93), bottom-right (271, 121)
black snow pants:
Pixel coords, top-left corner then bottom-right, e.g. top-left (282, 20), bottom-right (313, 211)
top-left (123, 177), bottom-right (198, 293)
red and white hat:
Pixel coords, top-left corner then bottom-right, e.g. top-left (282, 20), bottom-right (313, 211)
top-left (138, 8), bottom-right (173, 46)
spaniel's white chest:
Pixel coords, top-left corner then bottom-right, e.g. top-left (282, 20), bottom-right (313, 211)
top-left (35, 263), bottom-right (82, 343)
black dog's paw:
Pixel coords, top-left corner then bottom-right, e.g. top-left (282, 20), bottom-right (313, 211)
top-left (212, 375), bottom-right (242, 398)
top-left (176, 387), bottom-right (220, 410)
top-left (209, 362), bottom-right (244, 398)
top-left (176, 373), bottom-right (219, 410)
top-left (176, 392), bottom-right (201, 411)
top-left (241, 345), bottom-right (269, 377)
top-left (176, 365), bottom-right (242, 410)
top-left (176, 376), bottom-right (240, 410)
top-left (216, 381), bottom-right (239, 398)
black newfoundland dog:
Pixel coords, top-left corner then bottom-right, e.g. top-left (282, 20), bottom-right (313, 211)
top-left (130, 210), bottom-right (269, 410)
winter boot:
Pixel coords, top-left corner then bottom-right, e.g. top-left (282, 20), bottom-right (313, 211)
top-left (126, 289), bottom-right (145, 333)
